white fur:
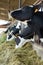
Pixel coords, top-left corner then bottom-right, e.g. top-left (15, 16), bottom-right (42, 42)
top-left (15, 36), bottom-right (34, 48)
top-left (6, 31), bottom-right (16, 41)
top-left (40, 38), bottom-right (43, 42)
top-left (15, 37), bottom-right (43, 49)
top-left (29, 5), bottom-right (33, 7)
top-left (15, 36), bottom-right (26, 48)
top-left (39, 8), bottom-right (43, 11)
top-left (16, 21), bottom-right (21, 29)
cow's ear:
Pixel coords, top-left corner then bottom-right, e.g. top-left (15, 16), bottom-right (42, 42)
top-left (33, 4), bottom-right (40, 13)
top-left (34, 8), bottom-right (39, 13)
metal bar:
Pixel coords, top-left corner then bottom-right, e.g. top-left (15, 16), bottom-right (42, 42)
top-left (19, 0), bottom-right (21, 8)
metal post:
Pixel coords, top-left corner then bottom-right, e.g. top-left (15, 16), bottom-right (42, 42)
top-left (19, 0), bottom-right (21, 8)
top-left (41, 1), bottom-right (43, 11)
top-left (8, 0), bottom-right (10, 11)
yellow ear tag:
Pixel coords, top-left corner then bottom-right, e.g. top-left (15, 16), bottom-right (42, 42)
top-left (15, 34), bottom-right (19, 37)
top-left (35, 9), bottom-right (38, 13)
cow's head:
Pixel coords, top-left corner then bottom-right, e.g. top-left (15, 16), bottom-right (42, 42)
top-left (6, 21), bottom-right (21, 41)
top-left (10, 5), bottom-right (40, 21)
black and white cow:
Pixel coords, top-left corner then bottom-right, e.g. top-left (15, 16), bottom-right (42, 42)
top-left (6, 5), bottom-right (43, 48)
top-left (10, 5), bottom-right (43, 38)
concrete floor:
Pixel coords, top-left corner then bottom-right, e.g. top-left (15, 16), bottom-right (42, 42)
top-left (32, 43), bottom-right (43, 60)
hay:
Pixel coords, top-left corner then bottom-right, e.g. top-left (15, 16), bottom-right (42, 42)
top-left (0, 33), bottom-right (43, 65)
top-left (0, 33), bottom-right (6, 44)
top-left (0, 40), bottom-right (43, 65)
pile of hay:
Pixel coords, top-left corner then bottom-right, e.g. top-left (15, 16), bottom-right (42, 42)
top-left (0, 33), bottom-right (6, 44)
top-left (0, 33), bottom-right (43, 65)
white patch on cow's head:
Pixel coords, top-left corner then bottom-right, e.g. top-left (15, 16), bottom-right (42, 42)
top-left (16, 20), bottom-right (21, 29)
top-left (29, 5), bottom-right (33, 7)
top-left (22, 20), bottom-right (28, 28)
